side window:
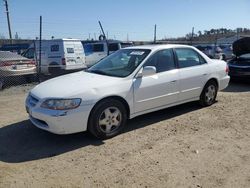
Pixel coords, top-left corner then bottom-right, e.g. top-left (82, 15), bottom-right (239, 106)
top-left (67, 48), bottom-right (74, 54)
top-left (175, 48), bottom-right (204, 68)
top-left (51, 45), bottom-right (59, 52)
top-left (23, 48), bottom-right (35, 59)
top-left (93, 44), bottom-right (104, 52)
top-left (144, 49), bottom-right (176, 73)
top-left (108, 43), bottom-right (119, 51)
top-left (199, 55), bottom-right (207, 64)
top-left (84, 44), bottom-right (93, 55)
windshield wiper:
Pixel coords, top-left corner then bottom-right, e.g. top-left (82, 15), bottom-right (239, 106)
top-left (87, 69), bottom-right (110, 76)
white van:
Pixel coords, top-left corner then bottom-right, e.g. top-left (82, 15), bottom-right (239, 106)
top-left (83, 41), bottom-right (133, 67)
top-left (23, 39), bottom-right (87, 75)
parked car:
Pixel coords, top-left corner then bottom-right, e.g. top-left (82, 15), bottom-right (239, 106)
top-left (83, 40), bottom-right (133, 67)
top-left (0, 51), bottom-right (36, 89)
top-left (195, 45), bottom-right (224, 59)
top-left (22, 39), bottom-right (87, 75)
top-left (219, 44), bottom-right (234, 60)
top-left (228, 37), bottom-right (250, 79)
top-left (25, 45), bottom-right (230, 139)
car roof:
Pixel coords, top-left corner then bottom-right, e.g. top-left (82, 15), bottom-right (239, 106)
top-left (125, 44), bottom-right (194, 51)
top-left (38, 38), bottom-right (81, 42)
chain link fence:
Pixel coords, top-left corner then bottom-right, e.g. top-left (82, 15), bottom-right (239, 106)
top-left (0, 39), bottom-right (89, 90)
top-left (0, 38), bottom-right (234, 91)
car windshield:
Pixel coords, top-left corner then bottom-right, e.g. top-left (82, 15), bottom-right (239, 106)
top-left (87, 49), bottom-right (151, 77)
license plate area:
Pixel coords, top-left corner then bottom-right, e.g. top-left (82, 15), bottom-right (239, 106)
top-left (12, 64), bottom-right (28, 70)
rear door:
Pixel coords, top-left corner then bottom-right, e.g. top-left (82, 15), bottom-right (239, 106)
top-left (174, 48), bottom-right (209, 101)
top-left (64, 41), bottom-right (76, 67)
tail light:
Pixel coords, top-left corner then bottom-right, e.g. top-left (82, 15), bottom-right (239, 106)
top-left (0, 61), bottom-right (15, 67)
top-left (226, 64), bottom-right (229, 73)
top-left (62, 58), bottom-right (66, 65)
top-left (27, 60), bottom-right (36, 65)
top-left (27, 60), bottom-right (36, 67)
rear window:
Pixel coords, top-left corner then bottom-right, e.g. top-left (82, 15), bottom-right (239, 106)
top-left (93, 44), bottom-right (104, 52)
top-left (51, 45), bottom-right (59, 52)
top-left (67, 48), bottom-right (74, 53)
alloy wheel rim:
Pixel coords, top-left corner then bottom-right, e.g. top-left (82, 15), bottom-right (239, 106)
top-left (98, 107), bottom-right (122, 134)
top-left (205, 85), bottom-right (216, 103)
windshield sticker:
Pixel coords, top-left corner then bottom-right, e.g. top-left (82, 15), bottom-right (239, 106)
top-left (130, 51), bottom-right (145, 55)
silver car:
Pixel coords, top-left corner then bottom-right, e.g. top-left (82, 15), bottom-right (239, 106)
top-left (0, 51), bottom-right (37, 89)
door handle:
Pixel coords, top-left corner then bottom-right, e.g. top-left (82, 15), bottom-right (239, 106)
top-left (203, 73), bottom-right (208, 76)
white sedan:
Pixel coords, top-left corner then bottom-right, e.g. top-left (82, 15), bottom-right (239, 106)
top-left (25, 45), bottom-right (230, 139)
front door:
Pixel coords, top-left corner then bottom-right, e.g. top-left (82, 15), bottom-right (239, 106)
top-left (133, 49), bottom-right (179, 113)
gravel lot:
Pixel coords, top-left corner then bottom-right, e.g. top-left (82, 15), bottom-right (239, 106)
top-left (0, 81), bottom-right (250, 188)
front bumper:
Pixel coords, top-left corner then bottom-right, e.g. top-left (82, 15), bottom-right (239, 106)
top-left (25, 95), bottom-right (94, 134)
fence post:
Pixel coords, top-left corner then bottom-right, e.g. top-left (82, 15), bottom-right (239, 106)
top-left (38, 16), bottom-right (42, 82)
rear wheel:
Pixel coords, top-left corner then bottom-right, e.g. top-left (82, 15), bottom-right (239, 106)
top-left (199, 80), bottom-right (218, 106)
top-left (88, 99), bottom-right (127, 139)
top-left (48, 63), bottom-right (61, 76)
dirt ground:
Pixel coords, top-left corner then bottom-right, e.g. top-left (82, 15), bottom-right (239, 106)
top-left (0, 81), bottom-right (250, 188)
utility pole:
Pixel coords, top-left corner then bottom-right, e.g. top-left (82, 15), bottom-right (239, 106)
top-left (3, 0), bottom-right (12, 43)
top-left (154, 24), bottom-right (157, 43)
top-left (236, 28), bottom-right (239, 40)
top-left (190, 27), bottom-right (194, 45)
top-left (106, 31), bottom-right (109, 40)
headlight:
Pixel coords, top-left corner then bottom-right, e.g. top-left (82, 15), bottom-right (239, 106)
top-left (41, 98), bottom-right (81, 110)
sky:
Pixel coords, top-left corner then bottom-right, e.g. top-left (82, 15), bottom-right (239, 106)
top-left (0, 0), bottom-right (250, 41)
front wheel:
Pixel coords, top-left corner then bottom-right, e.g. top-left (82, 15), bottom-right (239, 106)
top-left (88, 99), bottom-right (127, 139)
top-left (199, 81), bottom-right (218, 106)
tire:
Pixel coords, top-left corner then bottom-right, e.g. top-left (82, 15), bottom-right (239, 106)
top-left (24, 75), bottom-right (37, 83)
top-left (199, 80), bottom-right (218, 107)
top-left (48, 63), bottom-right (61, 76)
top-left (88, 99), bottom-right (127, 139)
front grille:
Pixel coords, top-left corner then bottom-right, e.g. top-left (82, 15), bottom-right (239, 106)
top-left (28, 95), bottom-right (39, 107)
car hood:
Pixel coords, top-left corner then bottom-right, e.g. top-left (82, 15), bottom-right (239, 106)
top-left (31, 71), bottom-right (122, 99)
top-left (233, 37), bottom-right (250, 57)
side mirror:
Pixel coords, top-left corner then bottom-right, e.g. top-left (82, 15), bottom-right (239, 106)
top-left (137, 66), bottom-right (156, 78)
